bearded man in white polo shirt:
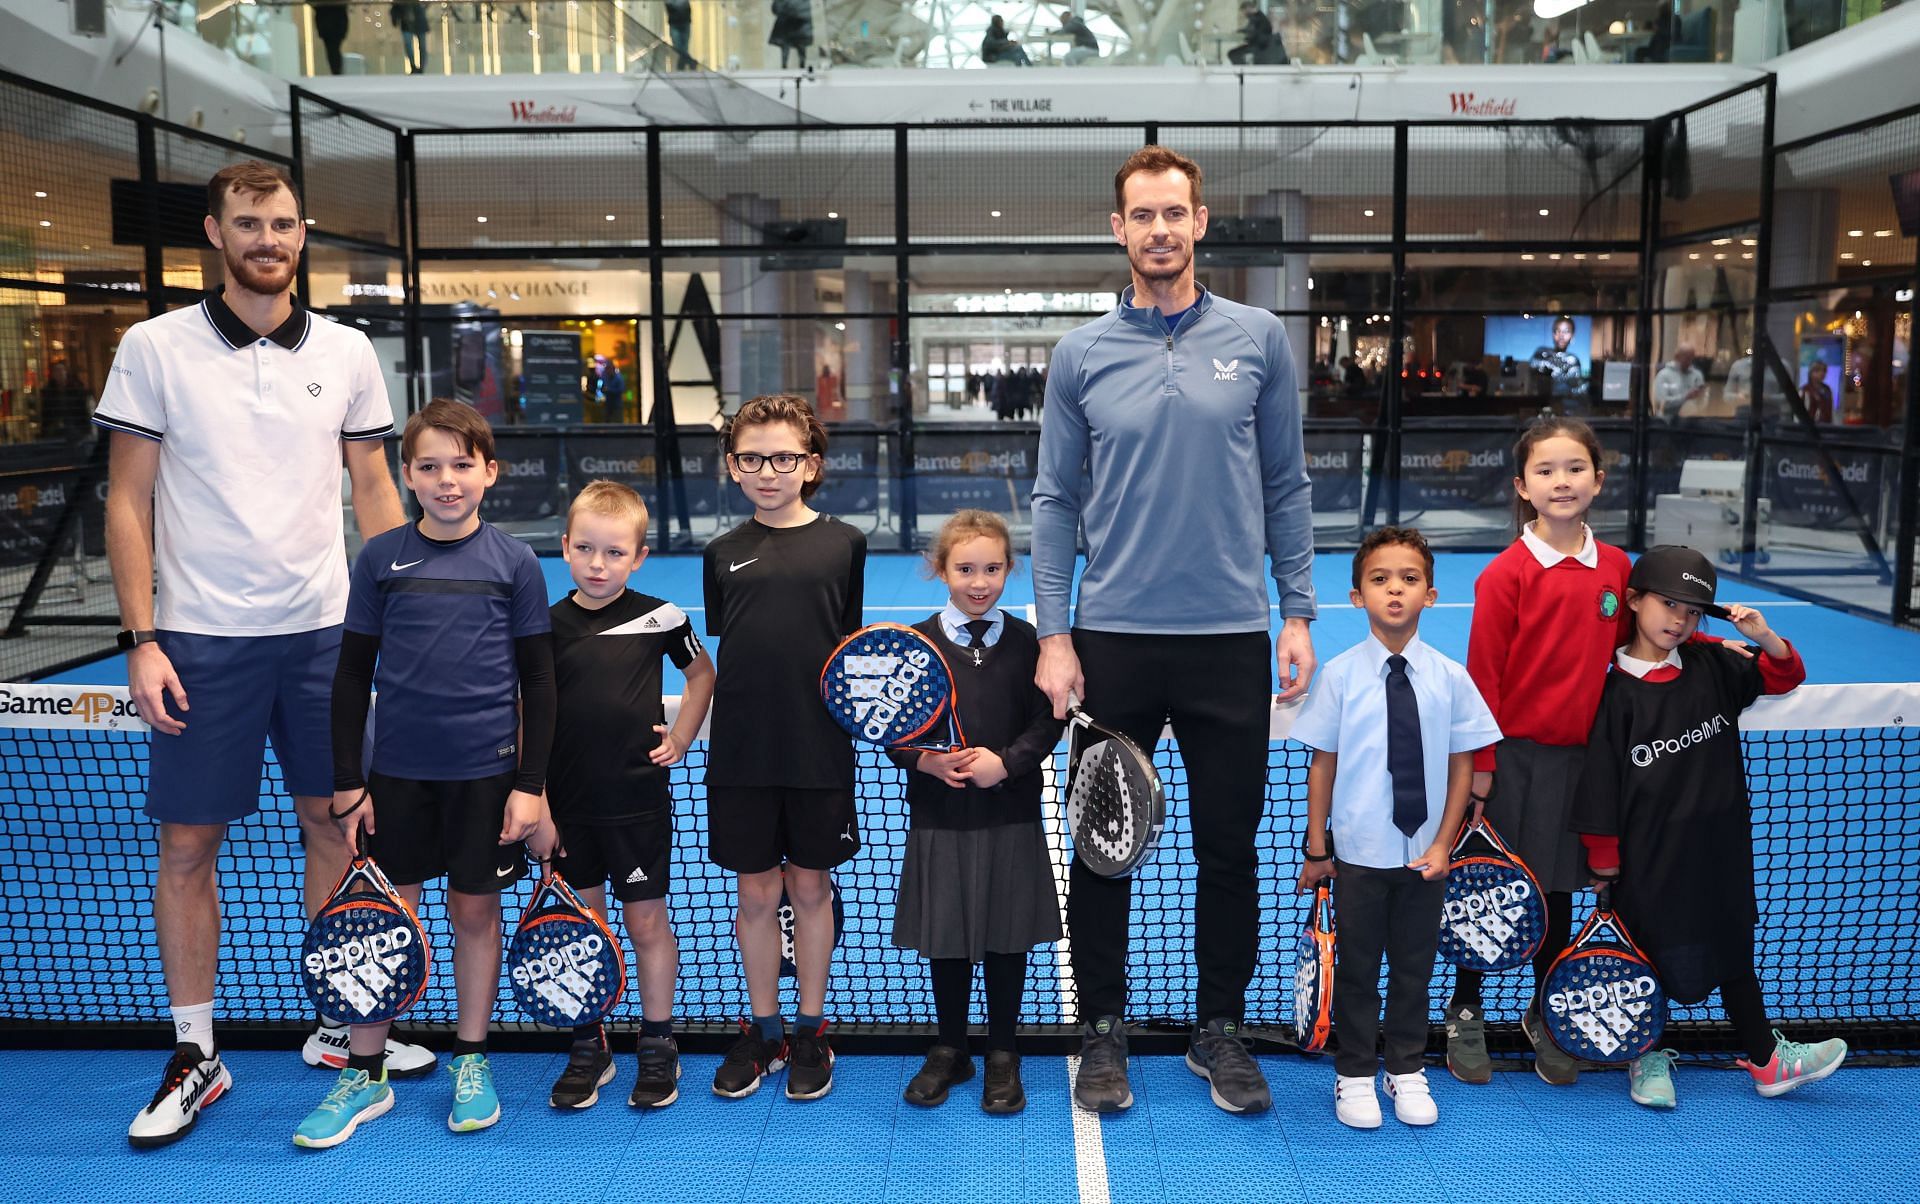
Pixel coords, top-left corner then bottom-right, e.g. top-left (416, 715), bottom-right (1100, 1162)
top-left (98, 161), bottom-right (433, 1148)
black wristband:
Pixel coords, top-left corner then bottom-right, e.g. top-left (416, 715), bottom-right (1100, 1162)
top-left (1470, 791), bottom-right (1491, 804)
top-left (1302, 831), bottom-right (1333, 862)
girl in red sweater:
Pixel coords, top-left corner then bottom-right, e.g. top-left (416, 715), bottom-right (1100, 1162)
top-left (1447, 417), bottom-right (1632, 1086)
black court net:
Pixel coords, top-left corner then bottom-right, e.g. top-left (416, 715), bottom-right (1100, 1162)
top-left (1, 682), bottom-right (1917, 1053)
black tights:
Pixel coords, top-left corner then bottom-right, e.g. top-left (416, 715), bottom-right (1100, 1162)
top-left (1451, 889), bottom-right (1575, 1012)
top-left (1720, 967), bottom-right (1777, 1064)
top-left (929, 952), bottom-right (1026, 1053)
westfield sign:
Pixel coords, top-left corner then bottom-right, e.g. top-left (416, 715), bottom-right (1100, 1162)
top-left (1448, 92), bottom-right (1519, 117)
top-left (509, 101), bottom-right (578, 124)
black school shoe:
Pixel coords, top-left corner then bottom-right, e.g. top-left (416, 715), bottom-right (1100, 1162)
top-left (713, 1020), bottom-right (788, 1099)
top-left (1073, 1016), bottom-right (1133, 1113)
top-left (981, 1050), bottom-right (1026, 1115)
top-left (785, 1021), bottom-right (836, 1101)
top-left (904, 1045), bottom-right (974, 1107)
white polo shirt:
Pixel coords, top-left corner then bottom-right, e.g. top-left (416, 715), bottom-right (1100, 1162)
top-left (93, 290), bottom-right (395, 637)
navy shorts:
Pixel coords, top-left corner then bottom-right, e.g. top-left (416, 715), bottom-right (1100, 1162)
top-left (146, 626), bottom-right (341, 825)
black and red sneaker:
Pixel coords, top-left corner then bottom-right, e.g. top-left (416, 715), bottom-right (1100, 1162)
top-left (712, 1019), bottom-right (788, 1099)
top-left (785, 1020), bottom-right (835, 1101)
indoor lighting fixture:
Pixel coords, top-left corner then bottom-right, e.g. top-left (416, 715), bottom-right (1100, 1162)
top-left (1840, 252), bottom-right (1855, 260)
top-left (476, 215), bottom-right (488, 223)
top-left (1741, 238), bottom-right (1756, 246)
top-left (1538, 208), bottom-right (1550, 216)
top-left (38, 219), bottom-right (50, 227)
top-left (1848, 229), bottom-right (1863, 237)
top-left (1363, 208), bottom-right (1375, 217)
top-left (1597, 253), bottom-right (1611, 260)
top-left (1549, 253), bottom-right (1562, 260)
top-left (33, 190), bottom-right (46, 198)
top-left (604, 214), bottom-right (616, 221)
top-left (827, 211), bottom-right (839, 218)
top-left (1742, 252), bottom-right (1753, 259)
top-left (305, 218), bottom-right (316, 225)
top-left (1688, 252), bottom-right (1700, 259)
top-left (1712, 238), bottom-right (1730, 245)
top-left (1863, 260), bottom-right (1873, 267)
top-left (1573, 253), bottom-right (1586, 260)
top-left (990, 210), bottom-right (1002, 218)
top-left (1520, 253), bottom-right (1536, 260)
top-left (1532, 0), bottom-right (1590, 22)
top-left (834, 321), bottom-right (846, 331)
top-left (1874, 229), bottom-right (1893, 237)
top-left (1714, 253), bottom-right (1726, 260)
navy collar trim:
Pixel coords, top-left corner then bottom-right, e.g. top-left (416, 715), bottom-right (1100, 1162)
top-left (203, 286), bottom-right (311, 352)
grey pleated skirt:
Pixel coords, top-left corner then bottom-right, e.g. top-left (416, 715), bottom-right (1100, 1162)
top-left (1483, 737), bottom-right (1588, 894)
top-left (891, 820), bottom-right (1063, 961)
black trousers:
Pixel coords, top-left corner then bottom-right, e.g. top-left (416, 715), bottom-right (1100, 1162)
top-left (1331, 860), bottom-right (1446, 1078)
top-left (1067, 629), bottom-right (1270, 1025)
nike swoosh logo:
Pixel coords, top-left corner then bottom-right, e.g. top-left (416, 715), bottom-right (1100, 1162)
top-left (729, 559), bottom-right (759, 572)
top-left (391, 558), bottom-right (425, 571)
top-left (496, 865), bottom-right (517, 878)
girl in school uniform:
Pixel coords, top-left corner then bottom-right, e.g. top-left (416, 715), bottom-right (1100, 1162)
top-left (891, 510), bottom-right (1065, 1115)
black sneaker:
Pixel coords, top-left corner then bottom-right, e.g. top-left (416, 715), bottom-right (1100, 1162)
top-left (1073, 1016), bottom-right (1132, 1113)
top-left (1185, 1018), bottom-right (1272, 1114)
top-left (128, 1044), bottom-right (231, 1148)
top-left (629, 1035), bottom-right (681, 1108)
top-left (903, 1044), bottom-right (973, 1107)
top-left (981, 1050), bottom-right (1025, 1115)
top-left (713, 1020), bottom-right (788, 1099)
top-left (550, 1039), bottom-right (615, 1109)
top-left (785, 1021), bottom-right (835, 1101)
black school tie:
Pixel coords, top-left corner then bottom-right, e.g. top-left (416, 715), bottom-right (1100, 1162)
top-left (962, 619), bottom-right (992, 664)
top-left (1386, 654), bottom-right (1426, 837)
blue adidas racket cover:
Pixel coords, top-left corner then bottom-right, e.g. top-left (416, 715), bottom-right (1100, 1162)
top-left (1541, 890), bottom-right (1666, 1063)
top-left (774, 873), bottom-right (845, 979)
top-left (510, 873), bottom-right (627, 1028)
top-left (1438, 819), bottom-right (1547, 972)
top-left (302, 856), bottom-right (431, 1025)
top-left (820, 623), bottom-right (964, 751)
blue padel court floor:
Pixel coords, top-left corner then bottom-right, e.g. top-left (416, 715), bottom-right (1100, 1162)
top-left (45, 551), bottom-right (1920, 691)
top-left (12, 1049), bottom-right (1912, 1203)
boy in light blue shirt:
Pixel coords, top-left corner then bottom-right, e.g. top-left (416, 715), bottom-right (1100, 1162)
top-left (1291, 526), bottom-right (1501, 1131)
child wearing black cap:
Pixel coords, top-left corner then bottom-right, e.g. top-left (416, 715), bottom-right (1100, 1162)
top-left (1573, 545), bottom-right (1846, 1110)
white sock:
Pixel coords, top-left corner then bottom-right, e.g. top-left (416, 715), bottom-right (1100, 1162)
top-left (170, 1001), bottom-right (214, 1057)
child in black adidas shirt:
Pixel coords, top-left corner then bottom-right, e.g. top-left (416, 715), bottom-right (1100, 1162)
top-left (1574, 545), bottom-right (1844, 1110)
top-left (532, 481), bottom-right (713, 1111)
top-left (703, 394), bottom-right (866, 1102)
top-left (890, 510), bottom-right (1064, 1115)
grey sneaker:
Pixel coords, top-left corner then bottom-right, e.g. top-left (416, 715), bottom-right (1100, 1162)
top-left (1445, 1003), bottom-right (1492, 1084)
top-left (1523, 1007), bottom-right (1580, 1085)
top-left (1185, 1019), bottom-right (1272, 1113)
top-left (1074, 1016), bottom-right (1133, 1113)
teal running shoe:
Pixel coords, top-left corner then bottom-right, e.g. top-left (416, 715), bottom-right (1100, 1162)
top-left (293, 1068), bottom-right (393, 1149)
top-left (1740, 1031), bottom-right (1847, 1098)
top-left (1628, 1049), bottom-right (1679, 1110)
top-left (448, 1053), bottom-right (501, 1132)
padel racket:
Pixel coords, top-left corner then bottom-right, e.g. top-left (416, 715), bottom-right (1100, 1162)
top-left (772, 871), bottom-right (846, 978)
top-left (1292, 883), bottom-right (1336, 1052)
top-left (508, 865), bottom-right (627, 1028)
top-left (1063, 692), bottom-right (1166, 878)
top-left (1438, 818), bottom-right (1546, 972)
top-left (1541, 885), bottom-right (1666, 1063)
top-left (820, 622), bottom-right (966, 751)
top-left (302, 818), bottom-right (431, 1026)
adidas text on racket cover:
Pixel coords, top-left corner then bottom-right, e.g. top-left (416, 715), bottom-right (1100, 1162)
top-left (1444, 880), bottom-right (1534, 923)
top-left (510, 933), bottom-right (610, 990)
top-left (841, 649), bottom-right (933, 741)
top-left (1548, 975), bottom-right (1660, 1015)
top-left (304, 925), bottom-right (416, 977)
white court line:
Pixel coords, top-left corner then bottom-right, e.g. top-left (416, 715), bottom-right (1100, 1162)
top-left (1030, 601), bottom-right (1111, 1204)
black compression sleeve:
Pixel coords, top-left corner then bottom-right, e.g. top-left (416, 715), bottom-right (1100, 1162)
top-left (331, 629), bottom-right (380, 791)
top-left (513, 632), bottom-right (557, 794)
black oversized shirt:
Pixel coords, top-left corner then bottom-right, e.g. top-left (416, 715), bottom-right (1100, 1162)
top-left (547, 589), bottom-right (703, 822)
top-left (1572, 641), bottom-right (1771, 1002)
top-left (885, 613), bottom-right (1065, 831)
top-left (703, 514), bottom-right (866, 789)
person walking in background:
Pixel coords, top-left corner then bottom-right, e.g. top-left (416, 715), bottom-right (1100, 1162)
top-left (666, 0), bottom-right (695, 69)
top-left (309, 0), bottom-right (350, 74)
top-left (390, 1), bottom-right (429, 74)
top-left (589, 354), bottom-right (627, 424)
top-left (769, 0), bottom-right (814, 69)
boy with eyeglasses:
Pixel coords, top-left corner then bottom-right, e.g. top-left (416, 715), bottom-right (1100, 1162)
top-left (701, 394), bottom-right (866, 1101)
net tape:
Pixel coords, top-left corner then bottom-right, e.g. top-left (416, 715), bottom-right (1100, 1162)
top-left (1, 682), bottom-right (1916, 1044)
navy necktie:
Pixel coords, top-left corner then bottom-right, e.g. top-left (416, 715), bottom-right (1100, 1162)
top-left (962, 619), bottom-right (993, 647)
top-left (1386, 653), bottom-right (1426, 837)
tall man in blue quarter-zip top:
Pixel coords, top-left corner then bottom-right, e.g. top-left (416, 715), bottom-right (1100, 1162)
top-left (1031, 145), bottom-right (1318, 1117)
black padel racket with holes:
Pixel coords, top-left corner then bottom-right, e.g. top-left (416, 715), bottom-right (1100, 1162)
top-left (1063, 692), bottom-right (1166, 878)
top-left (820, 623), bottom-right (966, 751)
top-left (1541, 885), bottom-right (1666, 1063)
top-left (509, 865), bottom-right (627, 1029)
top-left (1292, 884), bottom-right (1336, 1052)
top-left (1438, 818), bottom-right (1547, 972)
top-left (302, 827), bottom-right (431, 1026)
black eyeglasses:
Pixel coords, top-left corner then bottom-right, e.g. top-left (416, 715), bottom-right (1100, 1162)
top-left (729, 451), bottom-right (811, 473)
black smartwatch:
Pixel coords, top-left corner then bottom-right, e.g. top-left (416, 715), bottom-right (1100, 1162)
top-left (116, 629), bottom-right (159, 651)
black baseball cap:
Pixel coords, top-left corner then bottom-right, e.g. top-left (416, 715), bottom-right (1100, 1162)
top-left (1628, 545), bottom-right (1730, 618)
